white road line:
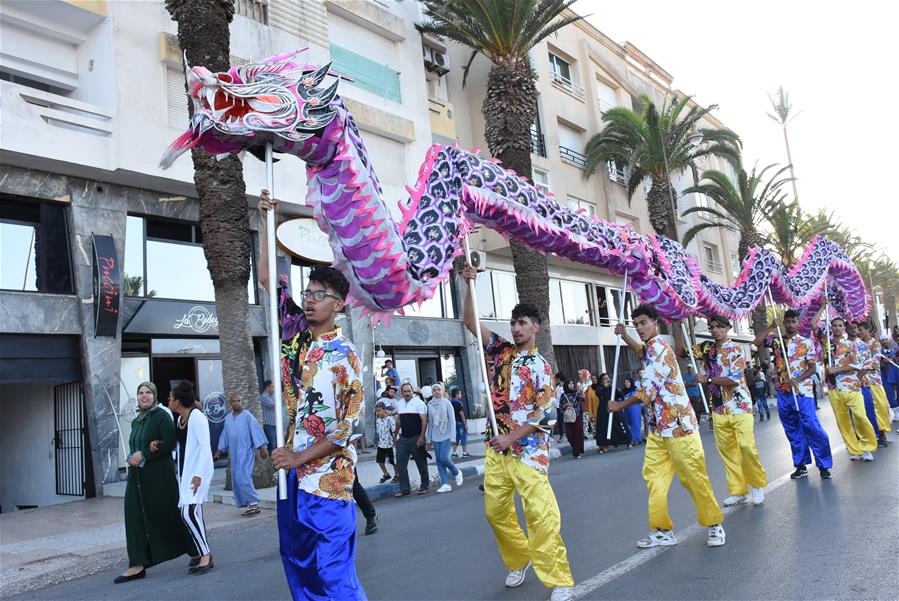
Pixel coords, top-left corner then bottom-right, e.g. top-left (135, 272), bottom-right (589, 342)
top-left (572, 442), bottom-right (847, 599)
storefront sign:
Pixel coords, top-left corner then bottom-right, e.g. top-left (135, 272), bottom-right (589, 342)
top-left (174, 306), bottom-right (219, 334)
top-left (277, 218), bottom-right (334, 263)
top-left (92, 235), bottom-right (120, 337)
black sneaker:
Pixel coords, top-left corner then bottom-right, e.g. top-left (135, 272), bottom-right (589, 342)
top-left (364, 516), bottom-right (379, 535)
top-left (878, 437), bottom-right (889, 447)
top-left (819, 468), bottom-right (832, 479)
top-left (379, 475), bottom-right (390, 483)
top-left (790, 466), bottom-right (808, 479)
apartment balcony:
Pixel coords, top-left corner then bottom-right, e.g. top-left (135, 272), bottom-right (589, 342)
top-left (428, 97), bottom-right (456, 141)
top-left (559, 145), bottom-right (586, 168)
top-left (550, 71), bottom-right (586, 101)
top-left (706, 258), bottom-right (724, 274)
top-left (607, 161), bottom-right (627, 185)
top-left (531, 130), bottom-right (547, 157)
top-left (598, 98), bottom-right (615, 114)
top-left (0, 80), bottom-right (114, 171)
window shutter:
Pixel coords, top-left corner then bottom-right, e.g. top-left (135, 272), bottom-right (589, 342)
top-left (166, 67), bottom-right (189, 129)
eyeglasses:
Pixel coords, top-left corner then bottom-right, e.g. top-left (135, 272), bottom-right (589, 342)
top-left (301, 290), bottom-right (342, 302)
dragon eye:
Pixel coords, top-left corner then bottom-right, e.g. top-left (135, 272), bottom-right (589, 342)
top-left (217, 73), bottom-right (233, 84)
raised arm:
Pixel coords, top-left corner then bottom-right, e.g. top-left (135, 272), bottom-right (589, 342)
top-left (752, 321), bottom-right (776, 349)
top-left (461, 264), bottom-right (493, 344)
top-left (614, 323), bottom-right (644, 354)
top-left (257, 189), bottom-right (279, 290)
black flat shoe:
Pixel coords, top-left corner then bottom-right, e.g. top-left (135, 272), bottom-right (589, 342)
top-left (189, 556), bottom-right (201, 568)
top-left (189, 557), bottom-right (214, 575)
top-left (114, 570), bottom-right (146, 583)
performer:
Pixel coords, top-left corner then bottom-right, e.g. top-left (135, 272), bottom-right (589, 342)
top-left (461, 264), bottom-right (575, 601)
top-left (847, 321), bottom-right (882, 442)
top-left (857, 320), bottom-right (891, 446)
top-left (826, 317), bottom-right (877, 462)
top-left (881, 337), bottom-right (899, 420)
top-left (677, 315), bottom-right (767, 506)
top-left (753, 309), bottom-right (833, 479)
top-left (260, 193), bottom-right (367, 601)
top-left (609, 305), bottom-right (726, 549)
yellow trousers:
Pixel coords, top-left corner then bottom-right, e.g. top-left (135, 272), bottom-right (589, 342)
top-left (483, 449), bottom-right (574, 589)
top-left (712, 413), bottom-right (768, 496)
top-left (830, 390), bottom-right (877, 455)
top-left (871, 385), bottom-right (891, 434)
top-left (643, 432), bottom-right (723, 531)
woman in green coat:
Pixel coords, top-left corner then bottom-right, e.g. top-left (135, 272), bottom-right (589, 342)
top-left (116, 381), bottom-right (195, 583)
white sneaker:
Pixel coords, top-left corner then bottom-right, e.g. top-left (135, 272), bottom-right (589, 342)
top-left (849, 454), bottom-right (862, 461)
top-left (637, 529), bottom-right (677, 548)
top-left (723, 495), bottom-right (748, 507)
top-left (862, 451), bottom-right (874, 462)
top-left (455, 471), bottom-right (464, 486)
top-left (505, 562), bottom-right (531, 587)
top-left (550, 586), bottom-right (575, 601)
top-left (436, 483), bottom-right (452, 493)
top-left (707, 524), bottom-right (726, 547)
top-left (749, 486), bottom-right (765, 506)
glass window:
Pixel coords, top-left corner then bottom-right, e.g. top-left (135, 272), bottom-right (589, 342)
top-left (559, 280), bottom-right (592, 325)
top-left (610, 289), bottom-right (637, 325)
top-left (475, 272), bottom-right (495, 319)
top-left (442, 280), bottom-right (456, 319)
top-left (1, 199), bottom-right (72, 293)
top-left (567, 196), bottom-right (595, 217)
top-left (492, 271), bottom-right (518, 321)
top-left (124, 216), bottom-right (147, 296)
top-left (548, 279), bottom-right (565, 324)
top-left (289, 263), bottom-right (311, 296)
top-left (118, 356), bottom-right (150, 467)
top-left (152, 338), bottom-right (221, 354)
top-left (330, 44), bottom-right (401, 103)
top-left (394, 359), bottom-right (419, 389)
top-left (548, 53), bottom-right (572, 82)
top-left (595, 286), bottom-right (611, 326)
top-left (440, 352), bottom-right (459, 393)
top-left (532, 168), bottom-right (550, 194)
top-left (397, 280), bottom-right (455, 319)
top-left (197, 359), bottom-right (225, 406)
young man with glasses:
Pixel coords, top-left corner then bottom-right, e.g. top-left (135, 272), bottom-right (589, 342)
top-left (259, 191), bottom-right (367, 601)
top-left (677, 315), bottom-right (767, 507)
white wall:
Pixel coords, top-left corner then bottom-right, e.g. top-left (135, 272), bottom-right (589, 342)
top-left (0, 384), bottom-right (84, 512)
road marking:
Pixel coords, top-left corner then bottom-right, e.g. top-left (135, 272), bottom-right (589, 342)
top-left (572, 442), bottom-right (847, 599)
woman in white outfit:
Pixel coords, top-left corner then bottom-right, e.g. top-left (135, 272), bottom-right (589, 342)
top-left (171, 380), bottom-right (214, 574)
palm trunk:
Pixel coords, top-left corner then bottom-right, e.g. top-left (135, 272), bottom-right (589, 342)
top-left (482, 61), bottom-right (557, 370)
top-left (166, 0), bottom-right (272, 488)
top-left (646, 176), bottom-right (678, 241)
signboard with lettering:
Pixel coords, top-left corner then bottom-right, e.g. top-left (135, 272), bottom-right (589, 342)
top-left (92, 235), bottom-right (120, 337)
top-left (122, 299), bottom-right (267, 337)
top-left (277, 218), bottom-right (334, 263)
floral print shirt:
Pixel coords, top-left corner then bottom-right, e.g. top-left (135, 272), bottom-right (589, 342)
top-left (765, 333), bottom-right (816, 397)
top-left (633, 336), bottom-right (697, 437)
top-left (856, 338), bottom-right (883, 388)
top-left (280, 287), bottom-right (363, 502)
top-left (691, 340), bottom-right (753, 414)
top-left (485, 333), bottom-right (555, 474)
top-left (830, 333), bottom-right (863, 393)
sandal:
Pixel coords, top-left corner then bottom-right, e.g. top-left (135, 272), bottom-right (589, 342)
top-left (379, 475), bottom-right (390, 483)
top-left (416, 487), bottom-right (429, 495)
top-left (394, 491), bottom-right (410, 497)
top-left (241, 505), bottom-right (260, 516)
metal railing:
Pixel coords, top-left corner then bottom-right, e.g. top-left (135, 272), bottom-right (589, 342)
top-left (235, 0), bottom-right (268, 24)
top-left (550, 71), bottom-right (586, 100)
top-left (607, 161), bottom-right (627, 185)
top-left (559, 145), bottom-right (586, 168)
top-left (706, 258), bottom-right (724, 274)
top-left (597, 98), bottom-right (614, 113)
top-left (531, 131), bottom-right (546, 157)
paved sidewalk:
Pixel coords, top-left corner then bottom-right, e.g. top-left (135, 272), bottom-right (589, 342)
top-left (1, 433), bottom-right (594, 596)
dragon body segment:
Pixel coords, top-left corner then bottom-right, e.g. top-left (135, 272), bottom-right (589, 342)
top-left (161, 51), bottom-right (870, 327)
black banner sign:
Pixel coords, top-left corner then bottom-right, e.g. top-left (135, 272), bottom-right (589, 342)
top-left (92, 235), bottom-right (120, 337)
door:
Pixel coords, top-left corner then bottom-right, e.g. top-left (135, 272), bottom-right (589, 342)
top-left (54, 382), bottom-right (85, 496)
top-left (152, 357), bottom-right (197, 403)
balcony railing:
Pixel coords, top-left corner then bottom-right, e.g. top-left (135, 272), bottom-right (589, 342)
top-left (235, 0), bottom-right (268, 23)
top-left (560, 145), bottom-right (586, 168)
top-left (598, 98), bottom-right (614, 113)
top-left (607, 161), bottom-right (627, 185)
top-left (531, 131), bottom-right (546, 157)
top-left (706, 258), bottom-right (724, 274)
top-left (550, 71), bottom-right (586, 100)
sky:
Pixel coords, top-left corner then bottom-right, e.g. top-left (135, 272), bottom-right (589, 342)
top-left (575, 0), bottom-right (899, 264)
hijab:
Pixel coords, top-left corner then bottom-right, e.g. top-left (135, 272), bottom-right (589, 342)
top-left (135, 381), bottom-right (159, 421)
top-left (429, 391), bottom-right (450, 432)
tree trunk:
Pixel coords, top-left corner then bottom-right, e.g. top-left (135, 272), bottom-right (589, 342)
top-left (166, 0), bottom-right (271, 487)
top-left (646, 176), bottom-right (678, 241)
top-left (482, 60), bottom-right (557, 370)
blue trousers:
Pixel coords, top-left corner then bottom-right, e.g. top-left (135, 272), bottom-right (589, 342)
top-left (861, 387), bottom-right (882, 438)
top-left (433, 439), bottom-right (459, 485)
top-left (277, 469), bottom-right (367, 601)
top-left (776, 392), bottom-right (833, 469)
top-left (455, 422), bottom-right (468, 447)
top-left (625, 404), bottom-right (643, 443)
top-left (885, 379), bottom-right (898, 407)
top-left (263, 424), bottom-right (277, 454)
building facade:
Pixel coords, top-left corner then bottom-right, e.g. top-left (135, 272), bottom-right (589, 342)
top-left (0, 1), bottom-right (748, 511)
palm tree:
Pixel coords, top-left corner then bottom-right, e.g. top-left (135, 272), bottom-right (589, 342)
top-left (417, 0), bottom-right (583, 369)
top-left (767, 86), bottom-right (799, 201)
top-left (165, 0), bottom-right (271, 487)
top-left (123, 274), bottom-right (157, 298)
top-left (871, 257), bottom-right (899, 329)
top-left (584, 94), bottom-right (741, 241)
top-left (765, 201), bottom-right (805, 266)
top-left (798, 208), bottom-right (838, 245)
top-left (680, 163), bottom-right (790, 338)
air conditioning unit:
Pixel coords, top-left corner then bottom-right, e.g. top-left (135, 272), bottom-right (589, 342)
top-left (423, 46), bottom-right (450, 76)
top-left (454, 250), bottom-right (487, 272)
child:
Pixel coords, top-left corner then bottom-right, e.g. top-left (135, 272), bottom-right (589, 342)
top-left (375, 401), bottom-right (396, 483)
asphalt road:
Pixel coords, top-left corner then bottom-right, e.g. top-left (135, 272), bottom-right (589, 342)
top-left (13, 402), bottom-right (899, 601)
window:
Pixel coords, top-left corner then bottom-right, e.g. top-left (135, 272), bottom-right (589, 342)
top-left (607, 161), bottom-right (627, 185)
top-left (166, 67), bottom-right (189, 129)
top-left (125, 215), bottom-right (256, 303)
top-left (558, 123), bottom-right (585, 167)
top-left (730, 252), bottom-right (741, 278)
top-left (0, 198), bottom-right (73, 293)
top-left (697, 193), bottom-right (713, 211)
top-left (595, 79), bottom-right (617, 113)
top-left (610, 289), bottom-right (637, 326)
top-left (595, 286), bottom-right (611, 325)
top-left (548, 53), bottom-right (585, 100)
top-left (491, 271), bottom-right (518, 321)
top-left (530, 109), bottom-right (546, 157)
top-left (475, 271), bottom-right (496, 319)
top-left (400, 280), bottom-right (456, 319)
top-left (548, 279), bottom-right (593, 325)
top-left (548, 279), bottom-right (565, 325)
top-left (567, 196), bottom-right (595, 217)
top-left (704, 244), bottom-right (722, 274)
top-left (532, 168), bottom-right (550, 194)
top-left (235, 0), bottom-right (268, 24)
top-left (330, 44), bottom-right (401, 103)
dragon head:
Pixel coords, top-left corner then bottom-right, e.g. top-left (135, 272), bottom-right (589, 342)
top-left (160, 49), bottom-right (340, 169)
